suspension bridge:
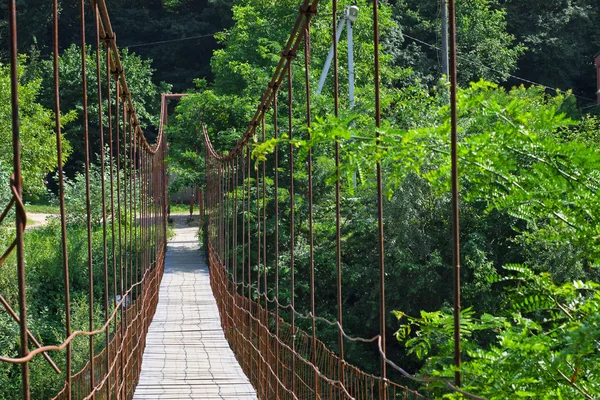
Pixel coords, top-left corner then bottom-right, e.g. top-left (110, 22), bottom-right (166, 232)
top-left (1, 0), bottom-right (474, 399)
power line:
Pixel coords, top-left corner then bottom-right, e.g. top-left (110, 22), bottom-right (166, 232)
top-left (402, 33), bottom-right (596, 103)
top-left (0, 32), bottom-right (221, 63)
top-left (126, 33), bottom-right (218, 49)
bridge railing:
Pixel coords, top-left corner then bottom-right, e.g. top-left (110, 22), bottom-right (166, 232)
top-left (2, 0), bottom-right (168, 398)
top-left (202, 0), bottom-right (484, 399)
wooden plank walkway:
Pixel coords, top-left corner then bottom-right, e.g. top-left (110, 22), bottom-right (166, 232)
top-left (133, 216), bottom-right (257, 399)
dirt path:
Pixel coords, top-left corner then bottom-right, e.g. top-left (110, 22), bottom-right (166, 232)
top-left (26, 213), bottom-right (55, 229)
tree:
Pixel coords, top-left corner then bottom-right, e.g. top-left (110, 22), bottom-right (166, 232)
top-left (0, 60), bottom-right (73, 195)
top-left (25, 44), bottom-right (170, 177)
top-left (0, 0), bottom-right (234, 92)
top-left (395, 266), bottom-right (600, 398)
top-left (501, 0), bottom-right (600, 100)
top-left (168, 0), bottom-right (398, 191)
top-left (389, 0), bottom-right (525, 85)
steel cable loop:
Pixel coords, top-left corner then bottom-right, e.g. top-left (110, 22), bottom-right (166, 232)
top-left (0, 257), bottom-right (162, 365)
top-left (207, 240), bottom-right (430, 400)
top-left (0, 182), bottom-right (26, 265)
top-left (219, 213), bottom-right (483, 398)
top-left (208, 244), bottom-right (356, 399)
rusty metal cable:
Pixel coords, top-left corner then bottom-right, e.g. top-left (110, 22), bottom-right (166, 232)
top-left (198, 1), bottom-right (479, 399)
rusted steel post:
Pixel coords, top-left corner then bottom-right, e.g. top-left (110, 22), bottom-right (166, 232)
top-left (79, 0), bottom-right (96, 395)
top-left (115, 78), bottom-right (125, 400)
top-left (104, 24), bottom-right (118, 400)
top-left (272, 93), bottom-right (280, 400)
top-left (261, 117), bottom-right (268, 399)
top-left (373, 1), bottom-right (387, 398)
top-left (8, 2), bottom-right (29, 394)
top-left (93, 5), bottom-right (111, 395)
top-left (448, 0), bottom-right (462, 387)
top-left (287, 59), bottom-right (296, 396)
top-left (302, 7), bottom-right (319, 397)
top-left (53, 0), bottom-right (72, 394)
top-left (332, 0), bottom-right (345, 388)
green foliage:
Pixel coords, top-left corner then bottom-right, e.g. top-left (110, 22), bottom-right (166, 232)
top-left (0, 0), bottom-right (233, 92)
top-left (395, 266), bottom-right (600, 399)
top-left (391, 0), bottom-right (525, 84)
top-left (26, 45), bottom-right (170, 177)
top-left (0, 60), bottom-right (73, 194)
top-left (503, 0), bottom-right (600, 99)
top-left (308, 81), bottom-right (600, 270)
top-left (0, 219), bottom-right (125, 398)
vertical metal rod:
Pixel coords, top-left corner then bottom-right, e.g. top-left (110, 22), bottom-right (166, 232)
top-left (262, 119), bottom-right (268, 398)
top-left (234, 155), bottom-right (240, 356)
top-left (53, 0), bottom-right (72, 396)
top-left (226, 161), bottom-right (230, 282)
top-left (105, 33), bottom-right (118, 400)
top-left (256, 115), bottom-right (268, 396)
top-left (333, 0), bottom-right (345, 384)
top-left (229, 161), bottom-right (234, 333)
top-left (93, 5), bottom-right (111, 394)
top-left (8, 1), bottom-right (30, 397)
top-left (255, 126), bottom-right (262, 395)
top-left (218, 163), bottom-right (222, 308)
top-left (224, 162), bottom-right (228, 278)
top-left (287, 62), bottom-right (296, 395)
top-left (242, 146), bottom-right (248, 372)
top-left (373, 1), bottom-right (387, 398)
top-left (241, 146), bottom-right (246, 362)
top-left (128, 114), bottom-right (134, 356)
top-left (304, 18), bottom-right (319, 398)
top-left (131, 117), bottom-right (138, 380)
top-left (233, 156), bottom-right (238, 296)
top-left (122, 96), bottom-right (129, 397)
top-left (246, 144), bottom-right (254, 380)
top-left (272, 94), bottom-right (280, 400)
top-left (448, 0), bottom-right (462, 387)
top-left (80, 0), bottom-right (96, 394)
top-left (132, 133), bottom-right (139, 375)
top-left (115, 79), bottom-right (125, 400)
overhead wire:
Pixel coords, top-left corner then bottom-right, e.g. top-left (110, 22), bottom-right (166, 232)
top-left (401, 33), bottom-right (596, 102)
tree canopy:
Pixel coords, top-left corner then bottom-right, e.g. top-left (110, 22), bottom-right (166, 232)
top-left (0, 60), bottom-right (73, 194)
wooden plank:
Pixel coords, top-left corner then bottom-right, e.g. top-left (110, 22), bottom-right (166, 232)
top-left (133, 218), bottom-right (257, 399)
